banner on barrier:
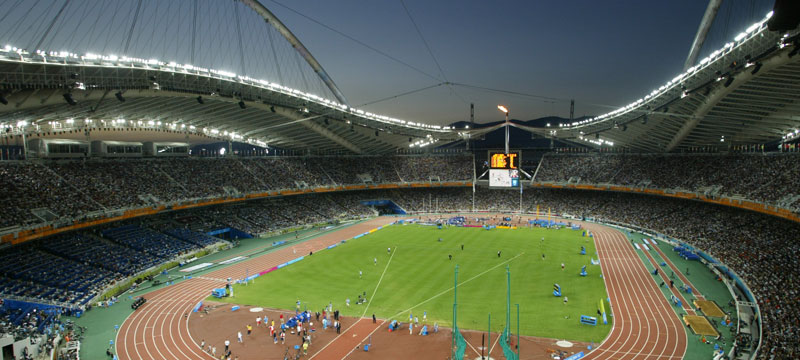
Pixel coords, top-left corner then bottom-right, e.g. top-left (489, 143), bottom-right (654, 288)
top-left (258, 267), bottom-right (278, 276)
top-left (565, 352), bottom-right (585, 360)
top-left (286, 257), bottom-right (304, 265)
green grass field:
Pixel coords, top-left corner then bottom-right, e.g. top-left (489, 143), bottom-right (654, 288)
top-left (213, 224), bottom-right (612, 342)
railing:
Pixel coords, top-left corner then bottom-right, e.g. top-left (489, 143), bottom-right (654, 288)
top-left (0, 294), bottom-right (80, 311)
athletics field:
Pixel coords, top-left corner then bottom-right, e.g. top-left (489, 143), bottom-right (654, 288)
top-left (213, 223), bottom-right (612, 342)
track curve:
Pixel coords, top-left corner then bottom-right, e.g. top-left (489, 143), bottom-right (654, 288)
top-left (116, 218), bottom-right (394, 360)
top-left (582, 222), bottom-right (687, 359)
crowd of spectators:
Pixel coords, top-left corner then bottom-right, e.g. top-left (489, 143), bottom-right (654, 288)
top-left (0, 155), bottom-right (472, 228)
top-left (0, 163), bottom-right (101, 228)
top-left (4, 153), bottom-right (799, 230)
top-left (181, 192), bottom-right (375, 235)
top-left (535, 153), bottom-right (800, 209)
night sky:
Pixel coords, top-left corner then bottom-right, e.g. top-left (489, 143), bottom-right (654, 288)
top-left (265, 0), bottom-right (773, 125)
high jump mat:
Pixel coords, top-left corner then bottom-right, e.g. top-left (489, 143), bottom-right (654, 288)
top-left (683, 315), bottom-right (719, 337)
top-left (695, 300), bottom-right (725, 318)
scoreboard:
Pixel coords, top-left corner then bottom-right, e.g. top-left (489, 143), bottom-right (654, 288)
top-left (488, 152), bottom-right (520, 188)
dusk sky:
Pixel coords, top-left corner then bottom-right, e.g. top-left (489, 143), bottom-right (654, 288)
top-left (264, 0), bottom-right (773, 125)
top-left (0, 0), bottom-right (775, 126)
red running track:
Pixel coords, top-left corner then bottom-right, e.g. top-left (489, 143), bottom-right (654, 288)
top-left (116, 218), bottom-right (394, 360)
top-left (582, 223), bottom-right (687, 360)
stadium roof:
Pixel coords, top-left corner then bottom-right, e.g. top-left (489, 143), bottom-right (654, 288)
top-left (521, 13), bottom-right (800, 152)
top-left (0, 48), bottom-right (469, 154)
top-left (0, 8), bottom-right (798, 154)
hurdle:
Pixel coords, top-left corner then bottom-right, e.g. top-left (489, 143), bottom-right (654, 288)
top-left (580, 315), bottom-right (597, 326)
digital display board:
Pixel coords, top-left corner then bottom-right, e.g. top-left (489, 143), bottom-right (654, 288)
top-left (490, 169), bottom-right (520, 187)
top-left (490, 152), bottom-right (519, 170)
top-left (488, 151), bottom-right (521, 188)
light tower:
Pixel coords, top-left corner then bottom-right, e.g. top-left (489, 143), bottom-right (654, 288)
top-left (497, 105), bottom-right (509, 154)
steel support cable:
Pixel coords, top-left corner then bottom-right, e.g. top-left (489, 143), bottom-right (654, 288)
top-left (15, 0), bottom-right (54, 48)
top-left (4, 0), bottom-right (42, 45)
top-left (60, 0), bottom-right (94, 50)
top-left (33, 0), bottom-right (73, 52)
top-left (258, 82), bottom-right (444, 132)
top-left (399, 0), bottom-right (468, 105)
top-left (191, 0), bottom-right (198, 64)
top-left (0, 0), bottom-right (27, 26)
top-left (267, 0), bottom-right (442, 83)
top-left (123, 0), bottom-right (143, 54)
top-left (99, 1), bottom-right (128, 53)
top-left (266, 22), bottom-right (286, 85)
top-left (234, 2), bottom-right (248, 76)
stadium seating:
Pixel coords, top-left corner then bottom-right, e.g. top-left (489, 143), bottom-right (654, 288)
top-left (162, 228), bottom-right (224, 247)
top-left (102, 225), bottom-right (197, 258)
top-left (39, 234), bottom-right (161, 276)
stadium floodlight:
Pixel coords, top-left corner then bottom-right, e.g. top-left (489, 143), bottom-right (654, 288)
top-left (63, 93), bottom-right (77, 106)
top-left (724, 76), bottom-right (735, 87)
top-left (114, 91), bottom-right (125, 102)
top-left (751, 62), bottom-right (763, 75)
top-left (497, 105), bottom-right (508, 113)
